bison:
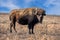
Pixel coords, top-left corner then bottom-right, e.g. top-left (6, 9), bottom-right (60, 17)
top-left (9, 8), bottom-right (46, 34)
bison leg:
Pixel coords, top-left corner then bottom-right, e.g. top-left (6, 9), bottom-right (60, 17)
top-left (32, 25), bottom-right (34, 34)
top-left (10, 17), bottom-right (17, 33)
top-left (28, 24), bottom-right (31, 34)
top-left (10, 21), bottom-right (17, 33)
top-left (10, 22), bottom-right (13, 33)
top-left (28, 23), bottom-right (34, 34)
top-left (13, 21), bottom-right (17, 33)
top-left (31, 24), bottom-right (34, 34)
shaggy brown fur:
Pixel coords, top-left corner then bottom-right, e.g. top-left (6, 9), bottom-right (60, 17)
top-left (9, 8), bottom-right (46, 34)
top-left (10, 8), bottom-right (33, 20)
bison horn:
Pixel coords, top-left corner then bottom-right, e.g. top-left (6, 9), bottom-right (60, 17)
top-left (35, 8), bottom-right (37, 15)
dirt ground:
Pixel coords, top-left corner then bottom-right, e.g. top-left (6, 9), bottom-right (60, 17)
top-left (0, 14), bottom-right (60, 40)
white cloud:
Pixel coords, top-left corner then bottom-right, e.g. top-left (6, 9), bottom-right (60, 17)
top-left (44, 0), bottom-right (55, 7)
top-left (0, 0), bottom-right (20, 10)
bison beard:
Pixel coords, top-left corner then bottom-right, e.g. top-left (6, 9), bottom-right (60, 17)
top-left (40, 15), bottom-right (44, 24)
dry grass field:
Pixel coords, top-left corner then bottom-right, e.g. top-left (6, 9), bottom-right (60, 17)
top-left (0, 14), bottom-right (60, 40)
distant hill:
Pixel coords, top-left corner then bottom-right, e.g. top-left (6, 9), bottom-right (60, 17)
top-left (0, 13), bottom-right (60, 17)
top-left (0, 13), bottom-right (9, 15)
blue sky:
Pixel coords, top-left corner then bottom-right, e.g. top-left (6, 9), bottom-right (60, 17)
top-left (0, 0), bottom-right (60, 15)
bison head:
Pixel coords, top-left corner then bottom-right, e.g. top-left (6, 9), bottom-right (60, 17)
top-left (34, 8), bottom-right (46, 24)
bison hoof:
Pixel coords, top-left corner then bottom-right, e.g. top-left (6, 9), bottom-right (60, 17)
top-left (29, 32), bottom-right (34, 34)
top-left (32, 32), bottom-right (34, 34)
top-left (29, 32), bottom-right (31, 34)
top-left (10, 31), bottom-right (12, 33)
